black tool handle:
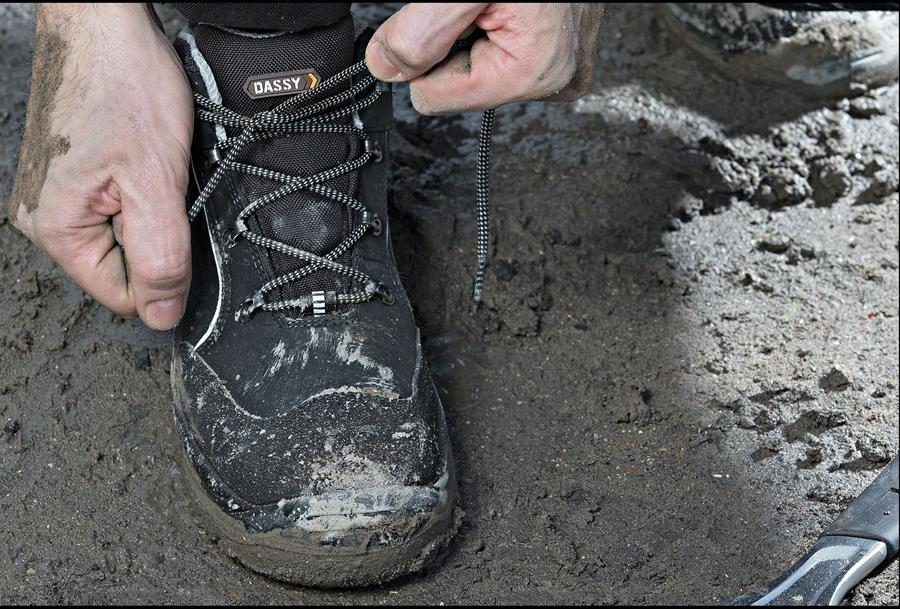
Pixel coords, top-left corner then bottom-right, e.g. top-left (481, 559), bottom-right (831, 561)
top-left (822, 456), bottom-right (899, 558)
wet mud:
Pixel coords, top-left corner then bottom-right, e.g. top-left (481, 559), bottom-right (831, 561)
top-left (0, 3), bottom-right (897, 604)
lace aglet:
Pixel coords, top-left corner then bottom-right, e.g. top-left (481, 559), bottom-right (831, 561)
top-left (472, 265), bottom-right (485, 305)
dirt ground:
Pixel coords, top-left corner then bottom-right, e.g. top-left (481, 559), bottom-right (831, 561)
top-left (1, 3), bottom-right (897, 605)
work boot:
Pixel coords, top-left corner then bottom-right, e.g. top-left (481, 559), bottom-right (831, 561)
top-left (663, 3), bottom-right (899, 97)
top-left (170, 16), bottom-right (458, 587)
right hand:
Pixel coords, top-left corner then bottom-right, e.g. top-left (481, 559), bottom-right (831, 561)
top-left (9, 3), bottom-right (194, 331)
top-left (365, 3), bottom-right (605, 115)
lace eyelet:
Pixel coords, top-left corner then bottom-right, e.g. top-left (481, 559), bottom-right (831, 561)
top-left (235, 292), bottom-right (265, 323)
top-left (376, 284), bottom-right (394, 306)
top-left (364, 139), bottom-right (383, 163)
top-left (361, 211), bottom-right (382, 236)
top-left (184, 63), bottom-right (478, 323)
top-left (228, 218), bottom-right (248, 248)
top-left (364, 281), bottom-right (394, 306)
top-left (205, 146), bottom-right (222, 168)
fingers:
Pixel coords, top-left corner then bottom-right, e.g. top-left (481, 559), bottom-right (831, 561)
top-left (366, 3), bottom-right (487, 82)
top-left (118, 158), bottom-right (191, 331)
top-left (11, 139), bottom-right (191, 331)
top-left (408, 36), bottom-right (576, 115)
top-left (15, 193), bottom-right (138, 319)
top-left (16, 163), bottom-right (191, 331)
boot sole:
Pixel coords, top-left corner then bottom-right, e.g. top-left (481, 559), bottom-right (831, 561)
top-left (170, 358), bottom-right (460, 588)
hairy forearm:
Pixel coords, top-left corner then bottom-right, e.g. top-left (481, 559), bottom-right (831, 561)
top-left (35, 3), bottom-right (160, 37)
top-left (36, 3), bottom-right (148, 19)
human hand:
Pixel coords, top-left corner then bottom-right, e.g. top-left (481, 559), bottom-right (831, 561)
top-left (9, 3), bottom-right (193, 330)
top-left (365, 3), bottom-right (605, 115)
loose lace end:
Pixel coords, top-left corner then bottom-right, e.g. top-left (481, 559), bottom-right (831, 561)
top-left (472, 108), bottom-right (495, 304)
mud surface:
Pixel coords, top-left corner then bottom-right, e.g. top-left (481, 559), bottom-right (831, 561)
top-left (1, 3), bottom-right (897, 604)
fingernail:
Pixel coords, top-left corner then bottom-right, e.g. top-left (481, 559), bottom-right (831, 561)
top-left (146, 295), bottom-right (185, 330)
top-left (370, 41), bottom-right (404, 82)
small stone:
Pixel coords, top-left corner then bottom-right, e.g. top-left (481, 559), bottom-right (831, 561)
top-left (754, 410), bottom-right (779, 432)
top-left (738, 416), bottom-right (756, 429)
top-left (848, 96), bottom-right (886, 119)
top-left (857, 436), bottom-right (892, 464)
top-left (755, 167), bottom-right (811, 207)
top-left (868, 168), bottom-right (899, 199)
top-left (739, 272), bottom-right (775, 294)
top-left (669, 193), bottom-right (704, 221)
top-left (798, 445), bottom-right (824, 468)
top-left (757, 234), bottom-right (792, 254)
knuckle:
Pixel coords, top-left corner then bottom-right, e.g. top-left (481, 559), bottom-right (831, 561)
top-left (546, 55), bottom-right (577, 93)
top-left (386, 32), bottom-right (428, 71)
top-left (410, 84), bottom-right (459, 115)
top-left (134, 252), bottom-right (190, 290)
top-left (409, 85), bottom-right (435, 114)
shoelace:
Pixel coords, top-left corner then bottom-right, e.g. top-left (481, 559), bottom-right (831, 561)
top-left (189, 59), bottom-right (494, 321)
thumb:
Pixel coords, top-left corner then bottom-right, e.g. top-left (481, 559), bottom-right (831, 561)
top-left (407, 38), bottom-right (520, 115)
top-left (366, 3), bottom-right (487, 82)
top-left (119, 161), bottom-right (191, 331)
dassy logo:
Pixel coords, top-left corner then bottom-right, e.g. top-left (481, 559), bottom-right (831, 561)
top-left (243, 69), bottom-right (321, 99)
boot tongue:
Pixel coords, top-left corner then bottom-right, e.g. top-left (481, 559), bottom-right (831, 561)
top-left (192, 18), bottom-right (355, 115)
top-left (191, 17), bottom-right (359, 303)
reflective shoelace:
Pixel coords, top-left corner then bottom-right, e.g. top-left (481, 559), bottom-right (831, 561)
top-left (189, 59), bottom-right (494, 321)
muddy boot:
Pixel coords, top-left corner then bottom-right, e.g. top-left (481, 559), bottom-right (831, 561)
top-left (663, 3), bottom-right (899, 97)
top-left (170, 16), bottom-right (458, 587)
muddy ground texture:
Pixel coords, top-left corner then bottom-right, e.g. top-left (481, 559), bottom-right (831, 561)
top-left (1, 3), bottom-right (898, 605)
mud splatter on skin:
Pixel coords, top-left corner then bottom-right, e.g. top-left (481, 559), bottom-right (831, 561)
top-left (8, 8), bottom-right (70, 223)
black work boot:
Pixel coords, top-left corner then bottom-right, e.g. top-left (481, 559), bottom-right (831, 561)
top-left (170, 16), bottom-right (458, 587)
